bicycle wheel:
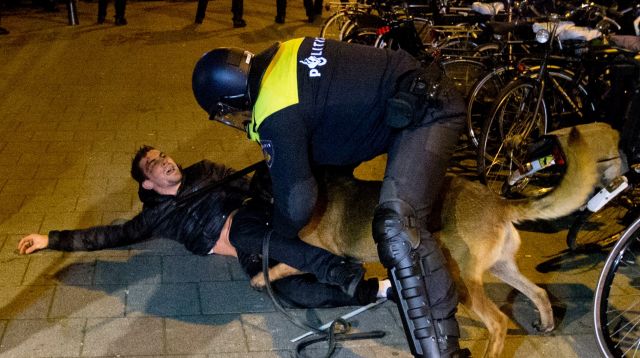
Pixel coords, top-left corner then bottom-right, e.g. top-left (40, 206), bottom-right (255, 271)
top-left (466, 65), bottom-right (517, 148)
top-left (437, 35), bottom-right (479, 57)
top-left (594, 215), bottom-right (640, 357)
top-left (542, 70), bottom-right (593, 129)
top-left (440, 58), bottom-right (487, 98)
top-left (567, 185), bottom-right (640, 251)
top-left (343, 27), bottom-right (378, 46)
top-left (320, 11), bottom-right (352, 39)
top-left (477, 78), bottom-right (550, 198)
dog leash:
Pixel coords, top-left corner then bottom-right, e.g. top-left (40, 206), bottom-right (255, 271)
top-left (260, 230), bottom-right (386, 358)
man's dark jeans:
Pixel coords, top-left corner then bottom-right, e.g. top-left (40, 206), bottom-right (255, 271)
top-left (229, 203), bottom-right (344, 283)
top-left (238, 251), bottom-right (377, 308)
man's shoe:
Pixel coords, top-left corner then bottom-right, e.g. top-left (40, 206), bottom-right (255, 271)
top-left (326, 260), bottom-right (364, 296)
top-left (274, 15), bottom-right (285, 24)
top-left (97, 16), bottom-right (105, 24)
top-left (232, 19), bottom-right (246, 28)
top-left (114, 17), bottom-right (127, 26)
top-left (0, 27), bottom-right (9, 35)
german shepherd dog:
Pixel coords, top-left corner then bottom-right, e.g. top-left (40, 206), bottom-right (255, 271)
top-left (251, 122), bottom-right (623, 357)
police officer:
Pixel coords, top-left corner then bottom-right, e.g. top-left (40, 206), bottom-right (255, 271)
top-left (191, 37), bottom-right (468, 357)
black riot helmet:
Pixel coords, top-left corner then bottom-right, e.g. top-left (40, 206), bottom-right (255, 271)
top-left (192, 47), bottom-right (254, 132)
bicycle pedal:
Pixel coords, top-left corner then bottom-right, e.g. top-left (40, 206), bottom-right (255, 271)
top-left (587, 176), bottom-right (629, 212)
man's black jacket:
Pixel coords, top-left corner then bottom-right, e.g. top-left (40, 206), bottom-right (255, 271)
top-left (48, 160), bottom-right (252, 255)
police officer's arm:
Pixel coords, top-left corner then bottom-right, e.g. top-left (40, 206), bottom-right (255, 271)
top-left (258, 114), bottom-right (317, 238)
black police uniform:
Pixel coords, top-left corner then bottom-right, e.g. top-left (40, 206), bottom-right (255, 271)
top-left (246, 37), bottom-right (466, 357)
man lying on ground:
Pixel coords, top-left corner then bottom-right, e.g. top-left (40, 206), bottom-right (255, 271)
top-left (18, 145), bottom-right (391, 308)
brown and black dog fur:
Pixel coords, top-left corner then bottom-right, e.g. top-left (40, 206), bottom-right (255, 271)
top-left (251, 122), bottom-right (623, 357)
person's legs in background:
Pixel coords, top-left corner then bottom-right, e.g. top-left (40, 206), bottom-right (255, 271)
top-left (97, 0), bottom-right (107, 23)
top-left (114, 0), bottom-right (126, 25)
top-left (303, 0), bottom-right (322, 22)
top-left (231, 0), bottom-right (246, 27)
top-left (98, 0), bottom-right (127, 25)
top-left (275, 0), bottom-right (285, 23)
top-left (0, 12), bottom-right (8, 35)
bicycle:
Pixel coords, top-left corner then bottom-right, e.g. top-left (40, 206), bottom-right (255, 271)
top-left (319, 1), bottom-right (373, 40)
top-left (566, 53), bottom-right (640, 252)
top-left (476, 16), bottom-right (597, 197)
top-left (593, 203), bottom-right (640, 357)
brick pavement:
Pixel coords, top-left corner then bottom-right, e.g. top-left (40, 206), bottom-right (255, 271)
top-left (0, 1), bottom-right (606, 357)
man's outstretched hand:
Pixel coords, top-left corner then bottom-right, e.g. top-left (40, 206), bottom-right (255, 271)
top-left (18, 234), bottom-right (49, 254)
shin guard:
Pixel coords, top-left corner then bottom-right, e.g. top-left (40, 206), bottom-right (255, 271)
top-left (373, 200), bottom-right (441, 357)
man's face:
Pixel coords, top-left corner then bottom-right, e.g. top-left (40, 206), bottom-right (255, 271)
top-left (139, 149), bottom-right (182, 192)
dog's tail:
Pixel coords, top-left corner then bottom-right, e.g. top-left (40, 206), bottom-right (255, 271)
top-left (508, 126), bottom-right (599, 223)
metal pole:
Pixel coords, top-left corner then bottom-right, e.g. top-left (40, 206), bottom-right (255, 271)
top-left (67, 0), bottom-right (79, 25)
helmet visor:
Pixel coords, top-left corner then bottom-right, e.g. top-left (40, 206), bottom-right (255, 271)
top-left (211, 101), bottom-right (251, 132)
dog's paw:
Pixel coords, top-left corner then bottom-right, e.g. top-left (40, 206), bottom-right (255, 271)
top-left (532, 319), bottom-right (555, 333)
top-left (250, 274), bottom-right (267, 290)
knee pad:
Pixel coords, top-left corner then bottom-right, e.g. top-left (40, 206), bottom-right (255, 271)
top-left (372, 199), bottom-right (420, 268)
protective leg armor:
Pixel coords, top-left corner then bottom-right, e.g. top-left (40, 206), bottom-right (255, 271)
top-left (373, 200), bottom-right (464, 357)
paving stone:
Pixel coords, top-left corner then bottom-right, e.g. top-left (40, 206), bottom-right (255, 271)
top-left (75, 192), bottom-right (133, 212)
top-left (200, 281), bottom-right (274, 314)
top-left (19, 194), bottom-right (79, 213)
top-left (0, 286), bottom-right (55, 319)
top-left (0, 194), bottom-right (25, 214)
top-left (40, 211), bottom-right (103, 235)
top-left (50, 285), bottom-right (126, 318)
top-left (21, 255), bottom-right (91, 285)
top-left (164, 315), bottom-right (247, 354)
top-left (0, 320), bottom-right (6, 340)
top-left (54, 178), bottom-right (110, 196)
top-left (0, 318), bottom-right (84, 358)
top-left (1, 179), bottom-right (57, 196)
top-left (241, 311), bottom-right (309, 351)
top-left (500, 334), bottom-right (601, 357)
top-left (83, 317), bottom-right (164, 357)
top-left (162, 254), bottom-right (235, 283)
top-left (94, 255), bottom-right (161, 285)
top-left (0, 256), bottom-right (29, 286)
top-left (34, 163), bottom-right (86, 179)
top-left (126, 283), bottom-right (200, 317)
